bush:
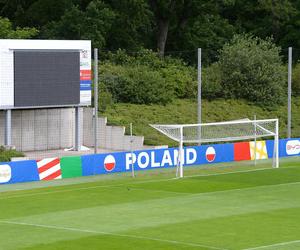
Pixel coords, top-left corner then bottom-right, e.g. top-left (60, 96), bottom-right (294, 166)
top-left (202, 63), bottom-right (223, 100)
top-left (292, 63), bottom-right (300, 96)
top-left (100, 63), bottom-right (173, 105)
top-left (0, 146), bottom-right (24, 162)
top-left (100, 49), bottom-right (197, 104)
top-left (218, 34), bottom-right (286, 108)
top-left (97, 83), bottom-right (114, 112)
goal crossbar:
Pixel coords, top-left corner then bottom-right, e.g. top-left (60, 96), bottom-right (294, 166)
top-left (150, 118), bottom-right (279, 178)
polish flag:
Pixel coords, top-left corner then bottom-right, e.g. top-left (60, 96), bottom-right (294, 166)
top-left (206, 147), bottom-right (216, 162)
top-left (104, 155), bottom-right (116, 171)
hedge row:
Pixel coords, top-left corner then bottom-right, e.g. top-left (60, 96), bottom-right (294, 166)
top-left (99, 35), bottom-right (299, 110)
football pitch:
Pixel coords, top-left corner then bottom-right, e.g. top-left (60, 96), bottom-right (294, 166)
top-left (0, 157), bottom-right (300, 250)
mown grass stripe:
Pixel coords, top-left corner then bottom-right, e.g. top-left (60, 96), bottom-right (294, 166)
top-left (0, 166), bottom-right (291, 200)
top-left (1, 179), bottom-right (300, 201)
top-left (0, 220), bottom-right (227, 250)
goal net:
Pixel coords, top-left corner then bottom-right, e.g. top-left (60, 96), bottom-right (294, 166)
top-left (150, 118), bottom-right (279, 178)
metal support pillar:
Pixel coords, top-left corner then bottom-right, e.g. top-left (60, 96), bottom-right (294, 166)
top-left (5, 109), bottom-right (12, 146)
top-left (94, 48), bottom-right (98, 154)
top-left (287, 47), bottom-right (292, 138)
top-left (75, 106), bottom-right (81, 151)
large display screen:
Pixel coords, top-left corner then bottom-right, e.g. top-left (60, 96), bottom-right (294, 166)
top-left (0, 39), bottom-right (91, 109)
top-left (14, 51), bottom-right (80, 107)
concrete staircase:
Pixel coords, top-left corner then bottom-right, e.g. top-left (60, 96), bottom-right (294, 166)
top-left (83, 108), bottom-right (144, 151)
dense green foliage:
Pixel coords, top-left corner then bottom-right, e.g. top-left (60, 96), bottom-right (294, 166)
top-left (1, 159), bottom-right (300, 249)
top-left (292, 63), bottom-right (300, 96)
top-left (0, 17), bottom-right (38, 38)
top-left (42, 1), bottom-right (115, 48)
top-left (0, 146), bottom-right (24, 162)
top-left (1, 0), bottom-right (300, 61)
top-left (99, 35), bottom-right (290, 108)
top-left (100, 50), bottom-right (197, 105)
top-left (218, 34), bottom-right (286, 107)
top-left (202, 63), bottom-right (223, 100)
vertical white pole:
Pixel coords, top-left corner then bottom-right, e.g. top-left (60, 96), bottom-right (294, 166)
top-left (130, 123), bottom-right (135, 178)
top-left (176, 144), bottom-right (179, 178)
top-left (275, 119), bottom-right (279, 168)
top-left (197, 48), bottom-right (202, 145)
top-left (287, 47), bottom-right (292, 138)
top-left (254, 115), bottom-right (257, 166)
top-left (272, 119), bottom-right (279, 168)
top-left (179, 126), bottom-right (184, 178)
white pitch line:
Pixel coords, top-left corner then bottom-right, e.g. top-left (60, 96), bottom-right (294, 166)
top-left (243, 239), bottom-right (300, 249)
top-left (1, 167), bottom-right (298, 200)
top-left (183, 167), bottom-right (272, 178)
top-left (0, 220), bottom-right (227, 250)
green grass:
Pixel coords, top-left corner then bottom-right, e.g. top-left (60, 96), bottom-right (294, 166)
top-left (102, 98), bottom-right (300, 146)
top-left (0, 157), bottom-right (300, 250)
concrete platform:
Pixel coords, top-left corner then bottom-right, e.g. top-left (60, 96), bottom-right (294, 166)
top-left (23, 147), bottom-right (121, 160)
top-left (22, 145), bottom-right (160, 160)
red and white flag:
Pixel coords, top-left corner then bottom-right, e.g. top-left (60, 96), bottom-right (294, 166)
top-left (206, 147), bottom-right (216, 162)
top-left (104, 155), bottom-right (116, 171)
top-left (36, 158), bottom-right (62, 181)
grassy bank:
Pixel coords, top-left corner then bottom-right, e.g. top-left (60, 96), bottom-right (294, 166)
top-left (102, 98), bottom-right (300, 146)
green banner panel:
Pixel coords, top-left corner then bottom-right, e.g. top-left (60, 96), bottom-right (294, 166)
top-left (60, 156), bottom-right (82, 178)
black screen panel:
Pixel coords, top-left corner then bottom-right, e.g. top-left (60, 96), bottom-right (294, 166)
top-left (14, 51), bottom-right (80, 107)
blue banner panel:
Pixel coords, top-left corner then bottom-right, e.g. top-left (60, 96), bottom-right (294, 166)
top-left (266, 138), bottom-right (300, 158)
top-left (266, 140), bottom-right (274, 158)
top-left (81, 144), bottom-right (235, 176)
top-left (129, 147), bottom-right (183, 170)
top-left (80, 80), bottom-right (91, 90)
top-left (198, 143), bottom-right (234, 164)
top-left (0, 160), bottom-right (39, 185)
top-left (81, 152), bottom-right (127, 176)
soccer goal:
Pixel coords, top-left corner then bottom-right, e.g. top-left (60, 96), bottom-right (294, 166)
top-left (150, 118), bottom-right (279, 178)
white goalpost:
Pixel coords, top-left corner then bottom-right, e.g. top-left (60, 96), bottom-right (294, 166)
top-left (150, 118), bottom-right (279, 178)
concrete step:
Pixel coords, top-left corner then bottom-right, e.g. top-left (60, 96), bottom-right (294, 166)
top-left (82, 107), bottom-right (145, 151)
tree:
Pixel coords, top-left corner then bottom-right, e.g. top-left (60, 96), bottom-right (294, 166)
top-left (149, 0), bottom-right (206, 57)
top-left (21, 0), bottom-right (74, 28)
top-left (42, 1), bottom-right (115, 48)
top-left (0, 0), bottom-right (36, 26)
top-left (149, 0), bottom-right (236, 60)
top-left (149, 0), bottom-right (176, 56)
top-left (221, 0), bottom-right (297, 43)
top-left (105, 0), bottom-right (153, 51)
top-left (0, 16), bottom-right (38, 38)
top-left (218, 34), bottom-right (286, 108)
top-left (169, 14), bottom-right (235, 65)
